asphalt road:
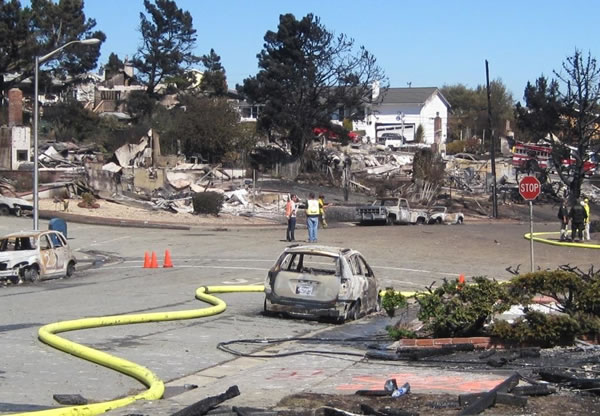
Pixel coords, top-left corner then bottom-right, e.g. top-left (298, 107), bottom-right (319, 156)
top-left (0, 216), bottom-right (596, 413)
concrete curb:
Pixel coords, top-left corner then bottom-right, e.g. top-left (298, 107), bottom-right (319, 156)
top-left (40, 210), bottom-right (192, 230)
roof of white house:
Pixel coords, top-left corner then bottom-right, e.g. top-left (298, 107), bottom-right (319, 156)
top-left (376, 87), bottom-right (451, 108)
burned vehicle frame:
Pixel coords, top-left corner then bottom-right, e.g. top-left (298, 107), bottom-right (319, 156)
top-left (0, 230), bottom-right (76, 284)
top-left (264, 245), bottom-right (380, 323)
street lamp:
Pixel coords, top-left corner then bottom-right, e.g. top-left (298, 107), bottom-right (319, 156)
top-left (33, 38), bottom-right (100, 230)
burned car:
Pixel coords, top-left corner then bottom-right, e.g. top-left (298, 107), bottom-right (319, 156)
top-left (0, 230), bottom-right (76, 284)
top-left (264, 245), bottom-right (380, 322)
top-left (0, 193), bottom-right (33, 217)
top-left (427, 206), bottom-right (465, 224)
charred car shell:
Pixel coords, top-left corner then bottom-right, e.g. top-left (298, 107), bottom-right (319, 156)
top-left (0, 230), bottom-right (76, 284)
top-left (264, 245), bottom-right (380, 322)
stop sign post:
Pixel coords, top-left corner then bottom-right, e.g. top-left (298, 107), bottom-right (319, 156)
top-left (519, 176), bottom-right (541, 272)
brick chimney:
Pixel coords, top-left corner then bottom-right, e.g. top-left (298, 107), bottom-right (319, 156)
top-left (8, 88), bottom-right (23, 127)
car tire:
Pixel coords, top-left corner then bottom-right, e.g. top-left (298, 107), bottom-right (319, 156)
top-left (416, 217), bottom-right (425, 225)
top-left (386, 216), bottom-right (393, 226)
top-left (436, 217), bottom-right (443, 224)
top-left (457, 217), bottom-right (464, 224)
top-left (348, 299), bottom-right (361, 321)
top-left (263, 299), bottom-right (274, 317)
top-left (0, 205), bottom-right (10, 216)
top-left (25, 266), bottom-right (40, 282)
top-left (66, 261), bottom-right (76, 277)
top-left (13, 207), bottom-right (22, 217)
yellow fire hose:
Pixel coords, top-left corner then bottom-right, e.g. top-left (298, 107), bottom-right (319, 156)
top-left (524, 231), bottom-right (600, 249)
top-left (8, 285), bottom-right (265, 416)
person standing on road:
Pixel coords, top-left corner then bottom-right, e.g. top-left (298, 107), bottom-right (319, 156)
top-left (285, 194), bottom-right (298, 242)
top-left (569, 199), bottom-right (587, 242)
top-left (306, 192), bottom-right (320, 243)
top-left (583, 197), bottom-right (591, 241)
top-left (558, 199), bottom-right (570, 241)
top-left (318, 194), bottom-right (329, 228)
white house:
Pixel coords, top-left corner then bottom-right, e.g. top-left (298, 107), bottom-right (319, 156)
top-left (354, 87), bottom-right (450, 145)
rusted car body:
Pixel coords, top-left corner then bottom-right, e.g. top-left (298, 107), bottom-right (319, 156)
top-left (264, 245), bottom-right (380, 322)
top-left (0, 230), bottom-right (76, 283)
top-left (427, 206), bottom-right (465, 224)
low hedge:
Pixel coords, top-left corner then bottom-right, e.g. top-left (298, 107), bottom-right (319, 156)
top-left (387, 267), bottom-right (600, 347)
top-left (192, 192), bottom-right (224, 215)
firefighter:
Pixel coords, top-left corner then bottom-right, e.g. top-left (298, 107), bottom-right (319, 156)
top-left (583, 197), bottom-right (591, 241)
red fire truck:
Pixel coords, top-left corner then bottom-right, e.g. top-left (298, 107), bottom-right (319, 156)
top-left (512, 142), bottom-right (597, 175)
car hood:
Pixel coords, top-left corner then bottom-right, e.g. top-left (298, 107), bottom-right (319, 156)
top-left (0, 195), bottom-right (31, 207)
top-left (0, 250), bottom-right (35, 263)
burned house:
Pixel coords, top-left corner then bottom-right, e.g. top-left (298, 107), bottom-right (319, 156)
top-left (0, 89), bottom-right (30, 171)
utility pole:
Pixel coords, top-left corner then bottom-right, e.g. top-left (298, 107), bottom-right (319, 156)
top-left (486, 60), bottom-right (498, 218)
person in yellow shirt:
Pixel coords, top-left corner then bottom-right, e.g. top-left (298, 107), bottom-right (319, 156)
top-left (583, 197), bottom-right (591, 241)
top-left (318, 194), bottom-right (328, 228)
top-left (306, 193), bottom-right (320, 243)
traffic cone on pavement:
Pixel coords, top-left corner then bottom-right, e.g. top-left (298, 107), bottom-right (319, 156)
top-left (143, 252), bottom-right (151, 268)
top-left (163, 249), bottom-right (173, 268)
top-left (150, 251), bottom-right (159, 268)
top-left (458, 274), bottom-right (466, 285)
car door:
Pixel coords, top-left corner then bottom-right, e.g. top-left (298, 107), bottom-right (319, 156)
top-left (357, 255), bottom-right (378, 311)
top-left (38, 234), bottom-right (57, 276)
top-left (398, 199), bottom-right (410, 223)
top-left (48, 232), bottom-right (67, 273)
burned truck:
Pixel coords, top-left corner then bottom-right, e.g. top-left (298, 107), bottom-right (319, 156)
top-left (356, 197), bottom-right (428, 225)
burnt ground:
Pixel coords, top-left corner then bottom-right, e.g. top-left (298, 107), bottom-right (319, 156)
top-left (209, 312), bottom-right (600, 416)
top-left (275, 391), bottom-right (600, 416)
top-left (257, 178), bottom-right (597, 225)
top-left (272, 327), bottom-right (600, 415)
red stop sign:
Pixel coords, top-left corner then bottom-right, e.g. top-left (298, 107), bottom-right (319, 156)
top-left (519, 176), bottom-right (541, 200)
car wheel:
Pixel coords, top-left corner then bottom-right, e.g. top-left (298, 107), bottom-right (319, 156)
top-left (457, 217), bottom-right (464, 225)
top-left (13, 207), bottom-right (22, 217)
top-left (348, 299), bottom-right (361, 321)
top-left (66, 261), bottom-right (76, 277)
top-left (263, 299), bottom-right (274, 316)
top-left (436, 217), bottom-right (443, 224)
top-left (416, 217), bottom-right (425, 225)
top-left (25, 266), bottom-right (40, 282)
top-left (386, 216), bottom-right (393, 226)
top-left (0, 205), bottom-right (10, 216)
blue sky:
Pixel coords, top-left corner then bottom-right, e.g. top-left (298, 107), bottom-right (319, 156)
top-left (82, 0), bottom-right (600, 102)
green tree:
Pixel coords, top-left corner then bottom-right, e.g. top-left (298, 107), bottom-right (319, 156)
top-left (126, 90), bottom-right (157, 122)
top-left (516, 50), bottom-right (600, 198)
top-left (42, 99), bottom-right (99, 142)
top-left (0, 0), bottom-right (104, 99)
top-left (241, 13), bottom-right (386, 157)
top-left (161, 95), bottom-right (240, 162)
top-left (0, 0), bottom-right (33, 100)
top-left (441, 81), bottom-right (514, 143)
top-left (415, 124), bottom-right (424, 143)
top-left (104, 52), bottom-right (123, 79)
top-left (132, 0), bottom-right (200, 96)
top-left (200, 48), bottom-right (227, 97)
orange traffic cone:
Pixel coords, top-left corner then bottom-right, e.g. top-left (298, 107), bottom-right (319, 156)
top-left (150, 251), bottom-right (159, 268)
top-left (163, 249), bottom-right (173, 268)
top-left (458, 274), bottom-right (466, 285)
top-left (143, 251), bottom-right (151, 268)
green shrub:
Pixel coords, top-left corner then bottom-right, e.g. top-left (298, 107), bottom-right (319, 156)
top-left (387, 325), bottom-right (417, 340)
top-left (78, 192), bottom-right (100, 209)
top-left (446, 140), bottom-right (466, 155)
top-left (490, 310), bottom-right (580, 347)
top-left (497, 269), bottom-right (600, 344)
top-left (192, 192), bottom-right (224, 215)
top-left (415, 277), bottom-right (511, 338)
top-left (508, 270), bottom-right (600, 315)
top-left (381, 288), bottom-right (407, 317)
